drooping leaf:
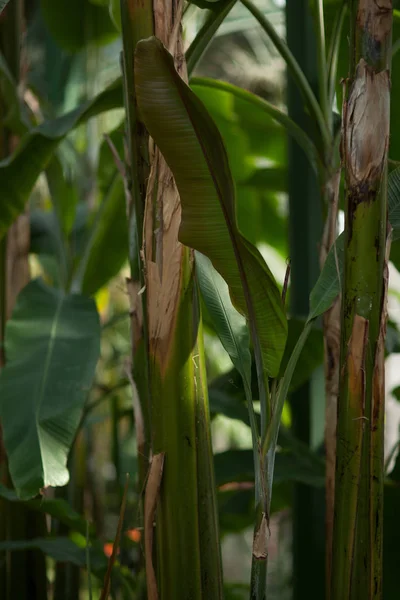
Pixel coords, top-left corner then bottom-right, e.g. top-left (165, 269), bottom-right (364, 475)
top-left (134, 37), bottom-right (287, 380)
top-left (0, 279), bottom-right (101, 499)
top-left (0, 78), bottom-right (123, 238)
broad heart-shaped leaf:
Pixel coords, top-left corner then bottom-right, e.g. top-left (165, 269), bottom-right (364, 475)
top-left (135, 37), bottom-right (287, 378)
top-left (0, 279), bottom-right (100, 499)
top-left (0, 78), bottom-right (123, 239)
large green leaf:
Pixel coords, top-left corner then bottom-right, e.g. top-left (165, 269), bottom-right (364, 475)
top-left (0, 78), bottom-right (123, 239)
top-left (134, 37), bottom-right (287, 381)
top-left (0, 280), bottom-right (101, 499)
top-left (40, 0), bottom-right (118, 52)
top-left (0, 484), bottom-right (91, 535)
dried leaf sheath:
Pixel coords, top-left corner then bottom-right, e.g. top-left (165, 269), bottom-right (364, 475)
top-left (140, 2), bottom-right (223, 598)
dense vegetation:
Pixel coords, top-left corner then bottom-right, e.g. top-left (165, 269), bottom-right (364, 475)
top-left (1, 1), bottom-right (400, 598)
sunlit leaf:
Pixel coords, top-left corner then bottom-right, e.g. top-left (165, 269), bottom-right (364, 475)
top-left (0, 280), bottom-right (100, 499)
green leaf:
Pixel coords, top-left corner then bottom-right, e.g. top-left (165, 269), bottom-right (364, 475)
top-left (40, 0), bottom-right (118, 52)
top-left (196, 252), bottom-right (251, 384)
top-left (0, 78), bottom-right (123, 239)
top-left (0, 280), bottom-right (100, 499)
top-left (191, 77), bottom-right (322, 175)
top-left (46, 155), bottom-right (80, 236)
top-left (134, 37), bottom-right (287, 382)
top-left (0, 483), bottom-right (91, 535)
top-left (279, 318), bottom-right (324, 389)
top-left (0, 53), bottom-right (30, 135)
top-left (78, 130), bottom-right (128, 295)
top-left (308, 234), bottom-right (344, 321)
top-left (0, 536), bottom-right (108, 574)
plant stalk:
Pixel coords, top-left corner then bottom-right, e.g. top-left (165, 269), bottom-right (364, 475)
top-left (331, 1), bottom-right (392, 597)
top-left (119, 0), bottom-right (153, 493)
top-left (286, 2), bottom-right (325, 598)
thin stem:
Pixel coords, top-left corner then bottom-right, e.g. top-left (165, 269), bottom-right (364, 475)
top-left (186, 0), bottom-right (237, 75)
top-left (327, 1), bottom-right (347, 109)
top-left (240, 0), bottom-right (332, 152)
top-left (315, 0), bottom-right (330, 130)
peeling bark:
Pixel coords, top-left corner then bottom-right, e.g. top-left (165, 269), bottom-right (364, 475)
top-left (343, 60), bottom-right (389, 192)
top-left (144, 0), bottom-right (187, 369)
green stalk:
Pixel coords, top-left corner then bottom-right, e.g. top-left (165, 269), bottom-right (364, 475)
top-left (286, 1), bottom-right (325, 598)
top-left (331, 1), bottom-right (392, 598)
top-left (122, 2), bottom-right (223, 596)
top-left (119, 0), bottom-right (153, 492)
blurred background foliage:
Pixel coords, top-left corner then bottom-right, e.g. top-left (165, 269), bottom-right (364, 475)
top-left (1, 0), bottom-right (400, 598)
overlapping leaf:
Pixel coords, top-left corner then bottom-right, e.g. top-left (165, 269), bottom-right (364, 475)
top-left (0, 78), bottom-right (123, 238)
top-left (134, 37), bottom-right (287, 378)
top-left (0, 280), bottom-right (100, 499)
